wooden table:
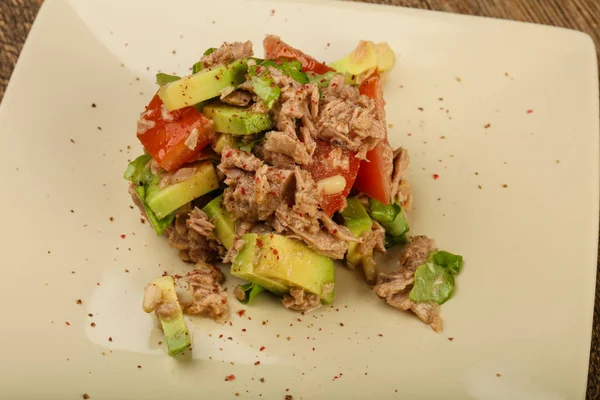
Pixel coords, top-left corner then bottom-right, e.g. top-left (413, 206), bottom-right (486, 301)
top-left (1, 0), bottom-right (598, 397)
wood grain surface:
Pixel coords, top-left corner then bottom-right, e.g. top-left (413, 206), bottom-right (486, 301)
top-left (0, 0), bottom-right (598, 398)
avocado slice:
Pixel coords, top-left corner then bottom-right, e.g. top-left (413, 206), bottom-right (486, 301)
top-left (203, 103), bottom-right (273, 135)
top-left (143, 276), bottom-right (191, 356)
top-left (158, 59), bottom-right (248, 111)
top-left (211, 133), bottom-right (236, 154)
top-left (231, 233), bottom-right (336, 304)
top-left (341, 197), bottom-right (373, 266)
top-left (145, 161), bottom-right (219, 219)
top-left (202, 194), bottom-right (235, 250)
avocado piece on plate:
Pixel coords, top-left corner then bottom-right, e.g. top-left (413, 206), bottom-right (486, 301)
top-left (158, 59), bottom-right (248, 111)
top-left (145, 161), bottom-right (219, 219)
top-left (231, 233), bottom-right (336, 304)
top-left (203, 103), bottom-right (273, 135)
top-left (202, 194), bottom-right (235, 250)
top-left (211, 133), bottom-right (236, 154)
top-left (142, 276), bottom-right (191, 356)
top-left (341, 197), bottom-right (373, 266)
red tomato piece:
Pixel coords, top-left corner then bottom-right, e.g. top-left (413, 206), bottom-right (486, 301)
top-left (137, 93), bottom-right (213, 172)
top-left (353, 73), bottom-right (392, 204)
top-left (263, 35), bottom-right (335, 75)
top-left (305, 140), bottom-right (360, 216)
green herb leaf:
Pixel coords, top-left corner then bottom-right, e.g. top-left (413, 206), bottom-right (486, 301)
top-left (156, 73), bottom-right (181, 86)
top-left (429, 251), bottom-right (463, 275)
top-left (239, 283), bottom-right (265, 304)
top-left (409, 262), bottom-right (455, 304)
top-left (384, 233), bottom-right (407, 249)
top-left (247, 65), bottom-right (280, 109)
top-left (203, 47), bottom-right (217, 56)
top-left (369, 198), bottom-right (409, 237)
top-left (307, 71), bottom-right (337, 89)
top-left (124, 154), bottom-right (153, 183)
top-left (261, 59), bottom-right (308, 84)
top-left (192, 61), bottom-right (204, 74)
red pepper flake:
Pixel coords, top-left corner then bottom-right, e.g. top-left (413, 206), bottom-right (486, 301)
top-left (225, 150), bottom-right (233, 158)
top-left (407, 133), bottom-right (412, 136)
top-left (254, 361), bottom-right (260, 366)
top-left (108, 337), bottom-right (113, 342)
top-left (256, 239), bottom-right (263, 248)
top-left (219, 334), bottom-right (223, 338)
top-left (526, 109), bottom-right (533, 114)
top-left (484, 123), bottom-right (491, 129)
top-left (240, 187), bottom-right (246, 195)
top-left (332, 229), bottom-right (337, 234)
top-left (312, 347), bottom-right (315, 351)
top-left (83, 394), bottom-right (90, 399)
top-left (120, 234), bottom-right (126, 239)
top-left (88, 313), bottom-right (93, 317)
top-left (433, 174), bottom-right (440, 180)
top-left (272, 248), bottom-right (278, 256)
top-left (242, 329), bottom-right (247, 332)
top-left (225, 374), bottom-right (236, 381)
top-left (260, 346), bottom-right (266, 351)
top-left (65, 321), bottom-right (71, 326)
top-left (70, 138), bottom-right (76, 144)
top-left (237, 310), bottom-right (246, 317)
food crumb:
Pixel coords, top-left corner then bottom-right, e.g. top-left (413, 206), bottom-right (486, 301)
top-left (260, 346), bottom-right (266, 351)
top-left (287, 336), bottom-right (291, 341)
top-left (440, 136), bottom-right (445, 139)
top-left (137, 365), bottom-right (142, 369)
top-left (378, 334), bottom-right (383, 337)
top-left (270, 9), bottom-right (275, 16)
top-left (237, 310), bottom-right (246, 317)
top-left (496, 373), bottom-right (502, 377)
top-left (65, 321), bottom-right (71, 326)
top-left (108, 337), bottom-right (113, 342)
top-left (339, 323), bottom-right (344, 327)
top-left (225, 374), bottom-right (236, 381)
top-left (254, 361), bottom-right (260, 366)
top-left (109, 217), bottom-right (114, 222)
top-left (285, 396), bottom-right (293, 400)
top-left (448, 337), bottom-right (454, 341)
top-left (526, 109), bottom-right (533, 114)
top-left (478, 185), bottom-right (482, 190)
top-left (556, 159), bottom-right (560, 164)
top-left (88, 313), bottom-right (93, 317)
top-left (91, 322), bottom-right (96, 327)
top-left (70, 138), bottom-right (76, 144)
top-left (76, 299), bottom-right (82, 305)
top-left (433, 174), bottom-right (439, 180)
top-left (484, 123), bottom-right (491, 129)
top-left (83, 394), bottom-right (90, 399)
top-left (418, 107), bottom-right (424, 111)
top-left (455, 77), bottom-right (462, 82)
top-left (158, 341), bottom-right (163, 345)
top-left (260, 377), bottom-right (265, 383)
top-left (502, 184), bottom-right (508, 188)
top-left (91, 103), bottom-right (96, 108)
top-left (235, 394), bottom-right (240, 397)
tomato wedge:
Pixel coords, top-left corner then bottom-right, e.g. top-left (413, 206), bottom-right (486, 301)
top-left (137, 93), bottom-right (213, 172)
top-left (263, 35), bottom-right (335, 75)
top-left (306, 140), bottom-right (360, 216)
top-left (353, 73), bottom-right (392, 204)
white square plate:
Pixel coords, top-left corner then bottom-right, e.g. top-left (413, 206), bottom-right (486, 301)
top-left (1, 0), bottom-right (598, 398)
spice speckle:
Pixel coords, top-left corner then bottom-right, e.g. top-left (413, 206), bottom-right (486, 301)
top-left (108, 337), bottom-right (113, 342)
top-left (225, 374), bottom-right (236, 381)
top-left (526, 109), bottom-right (533, 114)
top-left (496, 373), bottom-right (502, 377)
top-left (76, 299), bottom-right (82, 305)
top-left (484, 123), bottom-right (491, 129)
top-left (91, 103), bottom-right (96, 108)
top-left (502, 184), bottom-right (508, 188)
top-left (448, 337), bottom-right (454, 341)
top-left (83, 394), bottom-right (90, 399)
top-left (433, 174), bottom-right (440, 180)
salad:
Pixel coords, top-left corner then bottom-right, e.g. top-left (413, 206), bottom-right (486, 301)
top-left (126, 36), bottom-right (463, 356)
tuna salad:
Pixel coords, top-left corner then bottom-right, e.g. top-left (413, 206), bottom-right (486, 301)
top-left (125, 36), bottom-right (463, 355)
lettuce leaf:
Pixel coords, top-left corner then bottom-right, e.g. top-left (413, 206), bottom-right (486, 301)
top-left (409, 262), bottom-right (455, 304)
top-left (369, 198), bottom-right (409, 238)
top-left (156, 73), bottom-right (181, 86)
top-left (260, 59), bottom-right (308, 84)
top-left (429, 251), bottom-right (463, 275)
top-left (238, 283), bottom-right (265, 304)
top-left (247, 65), bottom-right (281, 109)
top-left (124, 155), bottom-right (176, 236)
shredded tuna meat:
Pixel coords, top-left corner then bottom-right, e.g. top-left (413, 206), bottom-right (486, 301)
top-left (263, 131), bottom-right (311, 165)
top-left (357, 221), bottom-right (386, 257)
top-left (219, 147), bottom-right (264, 172)
top-left (254, 143), bottom-right (296, 169)
top-left (177, 262), bottom-right (228, 323)
top-left (221, 90), bottom-right (253, 107)
top-left (390, 147), bottom-right (412, 209)
top-left (316, 74), bottom-right (386, 159)
top-left (200, 40), bottom-right (253, 69)
top-left (222, 163), bottom-right (294, 222)
top-left (164, 205), bottom-right (225, 263)
top-left (187, 207), bottom-right (215, 237)
top-left (373, 235), bottom-right (442, 332)
top-left (282, 287), bottom-right (321, 312)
